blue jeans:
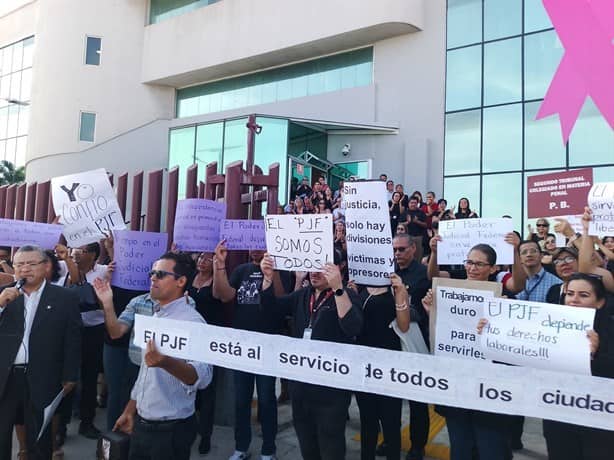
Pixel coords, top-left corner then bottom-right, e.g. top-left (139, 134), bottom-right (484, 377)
top-left (103, 344), bottom-right (140, 431)
top-left (445, 409), bottom-right (511, 460)
top-left (233, 370), bottom-right (277, 455)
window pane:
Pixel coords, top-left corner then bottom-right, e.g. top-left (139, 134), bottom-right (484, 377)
top-left (483, 104), bottom-right (522, 172)
top-left (524, 101), bottom-right (565, 169)
top-left (222, 118), bottom-right (248, 171)
top-left (445, 110), bottom-right (481, 175)
top-left (9, 72), bottom-right (21, 101)
top-left (5, 137), bottom-right (16, 163)
top-left (525, 0), bottom-right (553, 33)
top-left (1, 46), bottom-right (12, 76)
top-left (444, 175), bottom-right (481, 216)
top-left (7, 105), bottom-right (19, 138)
top-left (17, 105), bottom-right (29, 137)
top-left (482, 173), bottom-right (522, 226)
top-left (569, 99), bottom-right (614, 166)
top-left (15, 136), bottom-right (26, 166)
top-left (447, 0), bottom-right (482, 48)
top-left (79, 112), bottom-right (96, 142)
top-left (0, 107), bottom-right (7, 138)
top-left (0, 140), bottom-right (5, 160)
top-left (0, 75), bottom-right (9, 102)
top-left (195, 122), bottom-right (223, 170)
top-left (22, 37), bottom-right (34, 68)
top-left (446, 45), bottom-right (482, 111)
top-left (484, 38), bottom-right (521, 105)
top-left (85, 37), bottom-right (101, 65)
top-left (168, 127), bottom-right (196, 197)
top-left (484, 0), bottom-right (521, 41)
top-left (593, 166), bottom-right (614, 184)
top-left (255, 117), bottom-right (289, 204)
top-left (524, 30), bottom-right (563, 100)
top-left (20, 68), bottom-right (32, 101)
top-left (11, 41), bottom-right (23, 71)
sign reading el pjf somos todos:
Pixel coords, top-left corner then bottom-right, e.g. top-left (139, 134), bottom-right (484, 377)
top-left (0, 218), bottom-right (63, 249)
top-left (173, 199), bottom-right (227, 252)
top-left (219, 220), bottom-right (266, 250)
top-left (135, 314), bottom-right (614, 431)
top-left (264, 214), bottom-right (333, 272)
top-left (430, 278), bottom-right (501, 361)
top-left (588, 183), bottom-right (614, 237)
top-left (481, 298), bottom-right (595, 375)
top-left (527, 168), bottom-right (593, 218)
top-left (51, 168), bottom-right (126, 246)
top-left (343, 181), bottom-right (394, 286)
top-left (111, 230), bottom-right (168, 291)
top-left (436, 218), bottom-right (514, 265)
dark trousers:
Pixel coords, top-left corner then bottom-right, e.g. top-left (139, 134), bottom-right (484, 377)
top-left (129, 414), bottom-right (197, 460)
top-left (408, 400), bottom-right (429, 451)
top-left (233, 370), bottom-right (277, 455)
top-left (543, 419), bottom-right (614, 460)
top-left (292, 393), bottom-right (350, 460)
top-left (445, 409), bottom-right (511, 460)
top-left (356, 392), bottom-right (401, 460)
top-left (80, 324), bottom-right (104, 424)
top-left (196, 366), bottom-right (218, 442)
top-left (0, 367), bottom-right (52, 460)
top-left (103, 344), bottom-right (140, 431)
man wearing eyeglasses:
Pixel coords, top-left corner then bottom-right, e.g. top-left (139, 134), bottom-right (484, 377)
top-left (392, 234), bottom-right (430, 460)
top-left (0, 245), bottom-right (81, 460)
top-left (93, 252), bottom-right (212, 460)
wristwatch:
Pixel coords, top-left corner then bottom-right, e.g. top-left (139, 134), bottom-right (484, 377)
top-left (334, 287), bottom-right (344, 297)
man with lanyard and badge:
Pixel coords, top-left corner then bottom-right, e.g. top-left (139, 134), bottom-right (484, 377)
top-left (259, 253), bottom-right (363, 460)
top-left (506, 239), bottom-right (562, 451)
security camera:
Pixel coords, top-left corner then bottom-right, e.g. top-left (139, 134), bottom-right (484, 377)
top-left (341, 143), bottom-right (351, 156)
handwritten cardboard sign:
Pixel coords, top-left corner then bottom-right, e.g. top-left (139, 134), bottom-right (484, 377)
top-left (111, 230), bottom-right (168, 291)
top-left (437, 218), bottom-right (514, 265)
top-left (264, 214), bottom-right (333, 272)
top-left (219, 220), bottom-right (266, 250)
top-left (527, 168), bottom-right (593, 218)
top-left (343, 181), bottom-right (394, 286)
top-left (51, 168), bottom-right (126, 246)
top-left (0, 218), bottom-right (63, 249)
top-left (430, 278), bottom-right (501, 361)
top-left (173, 199), bottom-right (226, 252)
top-left (481, 298), bottom-right (594, 375)
top-left (588, 183), bottom-right (614, 237)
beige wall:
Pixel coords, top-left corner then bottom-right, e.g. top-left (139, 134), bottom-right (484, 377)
top-left (26, 0), bottom-right (174, 180)
top-left (142, 0), bottom-right (425, 87)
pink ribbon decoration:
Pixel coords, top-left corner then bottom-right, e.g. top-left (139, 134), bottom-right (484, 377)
top-left (536, 0), bottom-right (614, 143)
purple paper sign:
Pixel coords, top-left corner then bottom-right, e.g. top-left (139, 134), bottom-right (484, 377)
top-left (219, 220), bottom-right (266, 250)
top-left (111, 230), bottom-right (168, 291)
top-left (173, 199), bottom-right (226, 252)
top-left (0, 218), bottom-right (63, 249)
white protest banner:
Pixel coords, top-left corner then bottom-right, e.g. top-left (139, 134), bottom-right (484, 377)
top-left (135, 314), bottom-right (614, 431)
top-left (51, 168), bottom-right (126, 246)
top-left (264, 214), bottom-right (333, 272)
top-left (430, 278), bottom-right (501, 361)
top-left (0, 218), bottom-right (63, 249)
top-left (481, 298), bottom-right (594, 375)
top-left (343, 181), bottom-right (394, 286)
top-left (111, 230), bottom-right (168, 291)
top-left (173, 199), bottom-right (227, 252)
top-left (437, 218), bottom-right (514, 265)
top-left (588, 183), bottom-right (614, 237)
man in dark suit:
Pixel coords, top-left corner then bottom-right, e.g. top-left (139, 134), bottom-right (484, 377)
top-left (0, 245), bottom-right (82, 459)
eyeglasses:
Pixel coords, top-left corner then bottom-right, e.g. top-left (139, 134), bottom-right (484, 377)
top-left (148, 270), bottom-right (181, 280)
top-left (553, 256), bottom-right (576, 266)
top-left (519, 248), bottom-right (540, 256)
top-left (536, 223), bottom-right (549, 227)
top-left (14, 260), bottom-right (46, 269)
top-left (393, 247), bottom-right (409, 253)
top-left (464, 260), bottom-right (491, 268)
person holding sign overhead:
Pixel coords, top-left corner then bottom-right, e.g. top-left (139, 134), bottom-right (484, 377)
top-left (425, 233), bottom-right (524, 460)
top-left (259, 252), bottom-right (363, 460)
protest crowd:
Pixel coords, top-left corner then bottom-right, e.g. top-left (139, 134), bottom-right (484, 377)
top-left (0, 171), bottom-right (613, 460)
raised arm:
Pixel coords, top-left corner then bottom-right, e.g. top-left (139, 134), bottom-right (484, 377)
top-left (92, 278), bottom-right (131, 339)
top-left (212, 240), bottom-right (236, 303)
top-left (504, 231), bottom-right (526, 294)
top-left (580, 208), bottom-right (614, 293)
top-left (56, 244), bottom-right (80, 286)
top-left (427, 235), bottom-right (450, 280)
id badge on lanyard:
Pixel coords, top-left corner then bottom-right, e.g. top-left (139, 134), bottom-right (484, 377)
top-left (303, 327), bottom-right (312, 340)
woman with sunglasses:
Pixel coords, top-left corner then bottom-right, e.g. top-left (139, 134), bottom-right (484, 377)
top-left (540, 233), bottom-right (558, 274)
top-left (542, 273), bottom-right (614, 459)
top-left (424, 233), bottom-right (525, 460)
top-left (186, 252), bottom-right (224, 455)
top-left (527, 219), bottom-right (550, 249)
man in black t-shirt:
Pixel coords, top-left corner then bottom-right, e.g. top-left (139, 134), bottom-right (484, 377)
top-left (213, 243), bottom-right (284, 460)
top-left (406, 197), bottom-right (428, 262)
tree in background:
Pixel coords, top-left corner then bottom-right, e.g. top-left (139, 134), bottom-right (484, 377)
top-left (0, 160), bottom-right (25, 185)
